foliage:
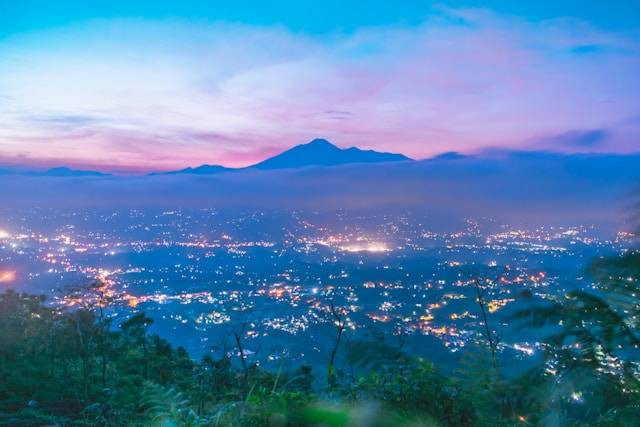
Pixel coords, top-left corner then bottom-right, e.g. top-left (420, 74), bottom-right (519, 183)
top-left (0, 248), bottom-right (639, 425)
top-left (511, 250), bottom-right (640, 425)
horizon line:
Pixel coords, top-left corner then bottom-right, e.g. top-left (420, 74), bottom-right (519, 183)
top-left (1, 141), bottom-right (639, 176)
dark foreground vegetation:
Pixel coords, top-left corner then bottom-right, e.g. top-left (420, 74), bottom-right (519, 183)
top-left (1, 249), bottom-right (638, 426)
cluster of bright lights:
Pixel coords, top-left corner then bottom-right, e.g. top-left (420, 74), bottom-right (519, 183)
top-left (0, 270), bottom-right (16, 283)
top-left (340, 243), bottom-right (389, 253)
top-left (315, 236), bottom-right (391, 253)
top-left (571, 391), bottom-right (584, 403)
top-left (513, 343), bottom-right (535, 356)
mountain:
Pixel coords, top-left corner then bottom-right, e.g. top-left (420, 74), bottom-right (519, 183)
top-left (0, 166), bottom-right (109, 177)
top-left (44, 167), bottom-right (109, 177)
top-left (153, 165), bottom-right (231, 176)
top-left (429, 151), bottom-right (469, 161)
top-left (0, 168), bottom-right (24, 175)
top-left (156, 138), bottom-right (412, 174)
top-left (249, 138), bottom-right (412, 170)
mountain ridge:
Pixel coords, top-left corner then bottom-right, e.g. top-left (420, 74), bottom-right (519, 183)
top-left (150, 164), bottom-right (231, 176)
top-left (0, 166), bottom-right (110, 177)
top-left (151, 138), bottom-right (412, 175)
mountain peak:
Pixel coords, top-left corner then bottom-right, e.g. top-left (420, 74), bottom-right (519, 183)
top-left (305, 138), bottom-right (338, 148)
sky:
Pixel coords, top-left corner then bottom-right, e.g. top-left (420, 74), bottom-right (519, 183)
top-left (0, 1), bottom-right (639, 172)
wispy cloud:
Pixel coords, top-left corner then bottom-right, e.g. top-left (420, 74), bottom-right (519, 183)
top-left (0, 9), bottom-right (638, 171)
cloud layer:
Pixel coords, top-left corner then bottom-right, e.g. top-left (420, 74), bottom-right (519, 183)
top-left (0, 8), bottom-right (639, 171)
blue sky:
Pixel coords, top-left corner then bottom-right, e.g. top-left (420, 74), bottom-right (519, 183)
top-left (2, 0), bottom-right (639, 36)
top-left (0, 1), bottom-right (638, 171)
top-left (0, 0), bottom-right (640, 36)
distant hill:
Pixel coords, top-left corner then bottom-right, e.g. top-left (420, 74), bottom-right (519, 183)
top-left (0, 166), bottom-right (109, 177)
top-left (44, 167), bottom-right (109, 177)
top-left (249, 138), bottom-right (412, 170)
top-left (151, 165), bottom-right (231, 176)
top-left (428, 151), bottom-right (469, 161)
